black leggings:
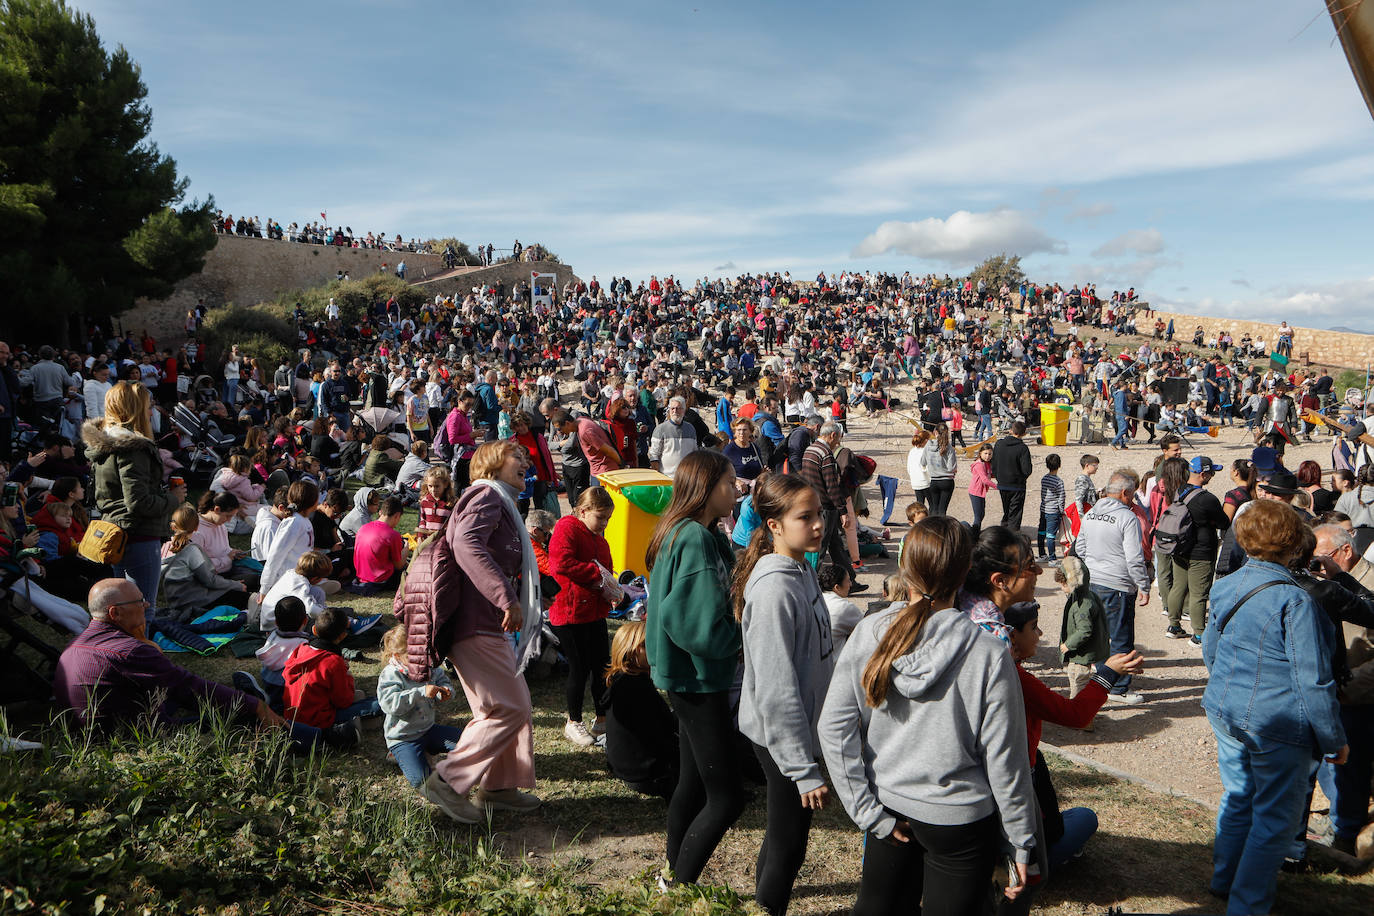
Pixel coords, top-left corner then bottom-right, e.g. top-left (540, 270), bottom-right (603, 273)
top-left (666, 691), bottom-right (748, 884)
top-left (552, 619), bottom-right (609, 722)
top-left (752, 741), bottom-right (814, 916)
top-left (926, 478), bottom-right (955, 517)
top-left (853, 810), bottom-right (1000, 916)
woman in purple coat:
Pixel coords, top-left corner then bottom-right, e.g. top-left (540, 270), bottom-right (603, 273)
top-left (414, 440), bottom-right (543, 824)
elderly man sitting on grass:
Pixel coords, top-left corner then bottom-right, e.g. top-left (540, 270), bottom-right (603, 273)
top-left (53, 578), bottom-right (359, 748)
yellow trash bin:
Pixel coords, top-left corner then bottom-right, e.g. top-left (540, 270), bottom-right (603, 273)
top-left (1039, 403), bottom-right (1072, 446)
top-left (596, 468), bottom-right (674, 581)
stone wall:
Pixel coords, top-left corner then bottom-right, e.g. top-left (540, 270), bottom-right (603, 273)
top-left (1145, 310), bottom-right (1374, 371)
top-left (127, 235), bottom-right (446, 341)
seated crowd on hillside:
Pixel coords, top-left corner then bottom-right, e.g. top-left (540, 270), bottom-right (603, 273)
top-left (1, 265), bottom-right (1371, 916)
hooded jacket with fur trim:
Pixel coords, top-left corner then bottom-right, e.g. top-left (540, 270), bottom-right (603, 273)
top-left (82, 419), bottom-right (177, 539)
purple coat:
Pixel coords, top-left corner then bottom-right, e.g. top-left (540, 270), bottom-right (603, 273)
top-left (53, 620), bottom-right (254, 732)
top-left (395, 484), bottom-right (523, 679)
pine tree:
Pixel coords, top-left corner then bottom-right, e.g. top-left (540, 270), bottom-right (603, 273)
top-left (0, 0), bottom-right (215, 343)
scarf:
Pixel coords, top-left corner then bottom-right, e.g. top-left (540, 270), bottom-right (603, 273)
top-left (470, 478), bottom-right (542, 673)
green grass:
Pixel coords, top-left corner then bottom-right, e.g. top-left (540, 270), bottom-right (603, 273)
top-left (2, 496), bottom-right (1370, 914)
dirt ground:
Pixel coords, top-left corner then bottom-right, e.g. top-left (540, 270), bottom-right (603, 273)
top-left (833, 389), bottom-right (1344, 808)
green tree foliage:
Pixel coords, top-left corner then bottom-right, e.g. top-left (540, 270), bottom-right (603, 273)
top-left (0, 0), bottom-right (215, 342)
top-left (968, 253), bottom-right (1026, 293)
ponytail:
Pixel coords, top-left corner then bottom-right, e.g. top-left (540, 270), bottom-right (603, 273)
top-left (731, 525), bottom-right (775, 621)
top-left (729, 473), bottom-right (818, 621)
top-left (861, 516), bottom-right (970, 707)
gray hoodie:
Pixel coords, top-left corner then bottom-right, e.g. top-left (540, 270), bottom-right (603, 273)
top-left (818, 606), bottom-right (1036, 862)
top-left (341, 487), bottom-right (376, 541)
top-left (738, 553), bottom-right (835, 794)
top-left (378, 659), bottom-right (455, 745)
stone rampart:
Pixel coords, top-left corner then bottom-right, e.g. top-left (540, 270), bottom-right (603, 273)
top-left (1145, 310), bottom-right (1374, 371)
top-left (126, 235), bottom-right (445, 341)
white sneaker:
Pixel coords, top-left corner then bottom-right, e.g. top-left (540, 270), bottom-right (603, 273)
top-left (1108, 691), bottom-right (1145, 706)
top-left (589, 719), bottom-right (607, 738)
top-left (564, 719), bottom-right (595, 747)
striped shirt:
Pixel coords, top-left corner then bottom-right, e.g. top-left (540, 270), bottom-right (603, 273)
top-left (1041, 474), bottom-right (1066, 515)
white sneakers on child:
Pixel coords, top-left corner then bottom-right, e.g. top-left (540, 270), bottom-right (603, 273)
top-left (564, 719), bottom-right (595, 747)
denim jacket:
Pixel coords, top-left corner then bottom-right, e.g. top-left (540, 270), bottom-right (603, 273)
top-left (1202, 560), bottom-right (1346, 755)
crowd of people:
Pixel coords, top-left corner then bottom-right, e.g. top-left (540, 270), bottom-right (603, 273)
top-left (2, 264), bottom-right (1372, 916)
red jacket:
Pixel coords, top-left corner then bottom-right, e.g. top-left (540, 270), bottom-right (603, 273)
top-left (32, 496), bottom-right (85, 557)
top-left (1016, 663), bottom-right (1106, 766)
top-left (283, 641), bottom-right (355, 729)
top-left (548, 515), bottom-right (612, 626)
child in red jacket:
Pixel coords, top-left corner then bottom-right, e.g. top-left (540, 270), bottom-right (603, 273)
top-left (548, 488), bottom-right (615, 747)
top-left (283, 608), bottom-right (381, 733)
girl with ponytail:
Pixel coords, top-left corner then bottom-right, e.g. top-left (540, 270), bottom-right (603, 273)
top-left (735, 474), bottom-right (832, 915)
top-left (819, 516), bottom-right (1037, 913)
top-left (643, 449), bottom-right (746, 887)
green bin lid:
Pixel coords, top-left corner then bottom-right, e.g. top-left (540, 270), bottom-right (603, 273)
top-left (621, 484), bottom-right (673, 515)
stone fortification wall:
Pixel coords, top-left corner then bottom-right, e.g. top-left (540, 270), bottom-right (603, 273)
top-left (127, 235), bottom-right (445, 341)
top-left (1146, 310), bottom-right (1374, 370)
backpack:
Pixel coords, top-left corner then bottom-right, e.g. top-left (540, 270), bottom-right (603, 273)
top-left (1154, 485), bottom-right (1201, 558)
top-left (431, 413), bottom-right (452, 462)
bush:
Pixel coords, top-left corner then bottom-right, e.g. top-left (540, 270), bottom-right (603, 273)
top-left (0, 712), bottom-right (751, 915)
top-left (200, 303), bottom-right (297, 369)
top-left (270, 274), bottom-right (427, 327)
top-left (1334, 368), bottom-right (1368, 395)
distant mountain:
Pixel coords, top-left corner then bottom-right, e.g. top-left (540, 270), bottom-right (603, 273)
top-left (1330, 326), bottom-right (1374, 335)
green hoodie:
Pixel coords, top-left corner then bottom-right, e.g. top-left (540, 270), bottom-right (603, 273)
top-left (1058, 556), bottom-right (1110, 666)
top-left (646, 520), bottom-right (740, 693)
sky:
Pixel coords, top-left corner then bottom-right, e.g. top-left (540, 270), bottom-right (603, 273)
top-left (72, 0), bottom-right (1374, 329)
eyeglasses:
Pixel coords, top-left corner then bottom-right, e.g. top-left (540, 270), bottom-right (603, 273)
top-left (109, 598), bottom-right (149, 609)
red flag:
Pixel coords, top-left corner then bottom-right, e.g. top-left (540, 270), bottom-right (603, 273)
top-left (320, 211), bottom-right (327, 223)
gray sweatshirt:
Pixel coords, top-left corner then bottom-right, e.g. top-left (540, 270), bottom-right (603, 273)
top-left (818, 606), bottom-right (1036, 862)
top-left (922, 441), bottom-right (957, 480)
top-left (1075, 496), bottom-right (1150, 595)
top-left (377, 660), bottom-right (455, 745)
top-left (739, 554), bottom-right (835, 794)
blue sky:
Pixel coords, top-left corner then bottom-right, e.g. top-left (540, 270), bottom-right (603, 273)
top-left (74, 0), bottom-right (1374, 328)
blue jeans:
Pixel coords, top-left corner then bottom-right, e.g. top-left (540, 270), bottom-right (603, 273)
top-left (1209, 714), bottom-right (1315, 915)
top-left (1317, 704), bottom-right (1374, 842)
top-left (223, 378), bottom-right (239, 407)
top-left (115, 538), bottom-right (164, 608)
top-left (976, 413), bottom-right (991, 439)
top-left (389, 724), bottom-right (466, 787)
top-left (336, 698), bottom-right (382, 723)
top-left (1089, 584), bottom-right (1136, 693)
top-left (1049, 806), bottom-right (1098, 868)
top-left (1112, 412), bottom-right (1130, 447)
top-left (1043, 511), bottom-right (1061, 560)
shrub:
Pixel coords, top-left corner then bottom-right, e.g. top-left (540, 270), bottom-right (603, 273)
top-left (200, 303), bottom-right (297, 369)
top-left (1334, 368), bottom-right (1368, 395)
top-left (270, 274), bottom-right (426, 327)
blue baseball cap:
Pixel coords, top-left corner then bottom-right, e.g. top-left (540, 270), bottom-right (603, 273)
top-left (1189, 456), bottom-right (1222, 473)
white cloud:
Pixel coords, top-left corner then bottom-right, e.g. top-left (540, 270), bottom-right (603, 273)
top-left (837, 7), bottom-right (1366, 195)
top-left (713, 261), bottom-right (738, 272)
top-left (852, 209), bottom-right (1063, 264)
top-left (1092, 228), bottom-right (1165, 258)
top-left (1291, 153), bottom-right (1374, 200)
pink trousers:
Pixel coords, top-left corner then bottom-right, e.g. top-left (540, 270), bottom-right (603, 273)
top-left (435, 633), bottom-right (536, 794)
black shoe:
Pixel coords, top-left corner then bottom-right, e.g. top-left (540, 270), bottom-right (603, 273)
top-left (233, 670), bottom-right (271, 705)
top-left (1165, 625), bottom-right (1187, 639)
top-left (849, 583), bottom-right (870, 594)
top-left (1189, 635), bottom-right (1203, 647)
top-left (323, 718), bottom-right (362, 748)
top-left (1280, 857), bottom-right (1312, 874)
top-left (1331, 834), bottom-right (1358, 857)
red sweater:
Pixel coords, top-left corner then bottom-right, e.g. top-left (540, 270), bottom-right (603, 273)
top-left (548, 515), bottom-right (613, 626)
top-left (283, 642), bottom-right (355, 729)
top-left (1015, 663), bottom-right (1107, 766)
